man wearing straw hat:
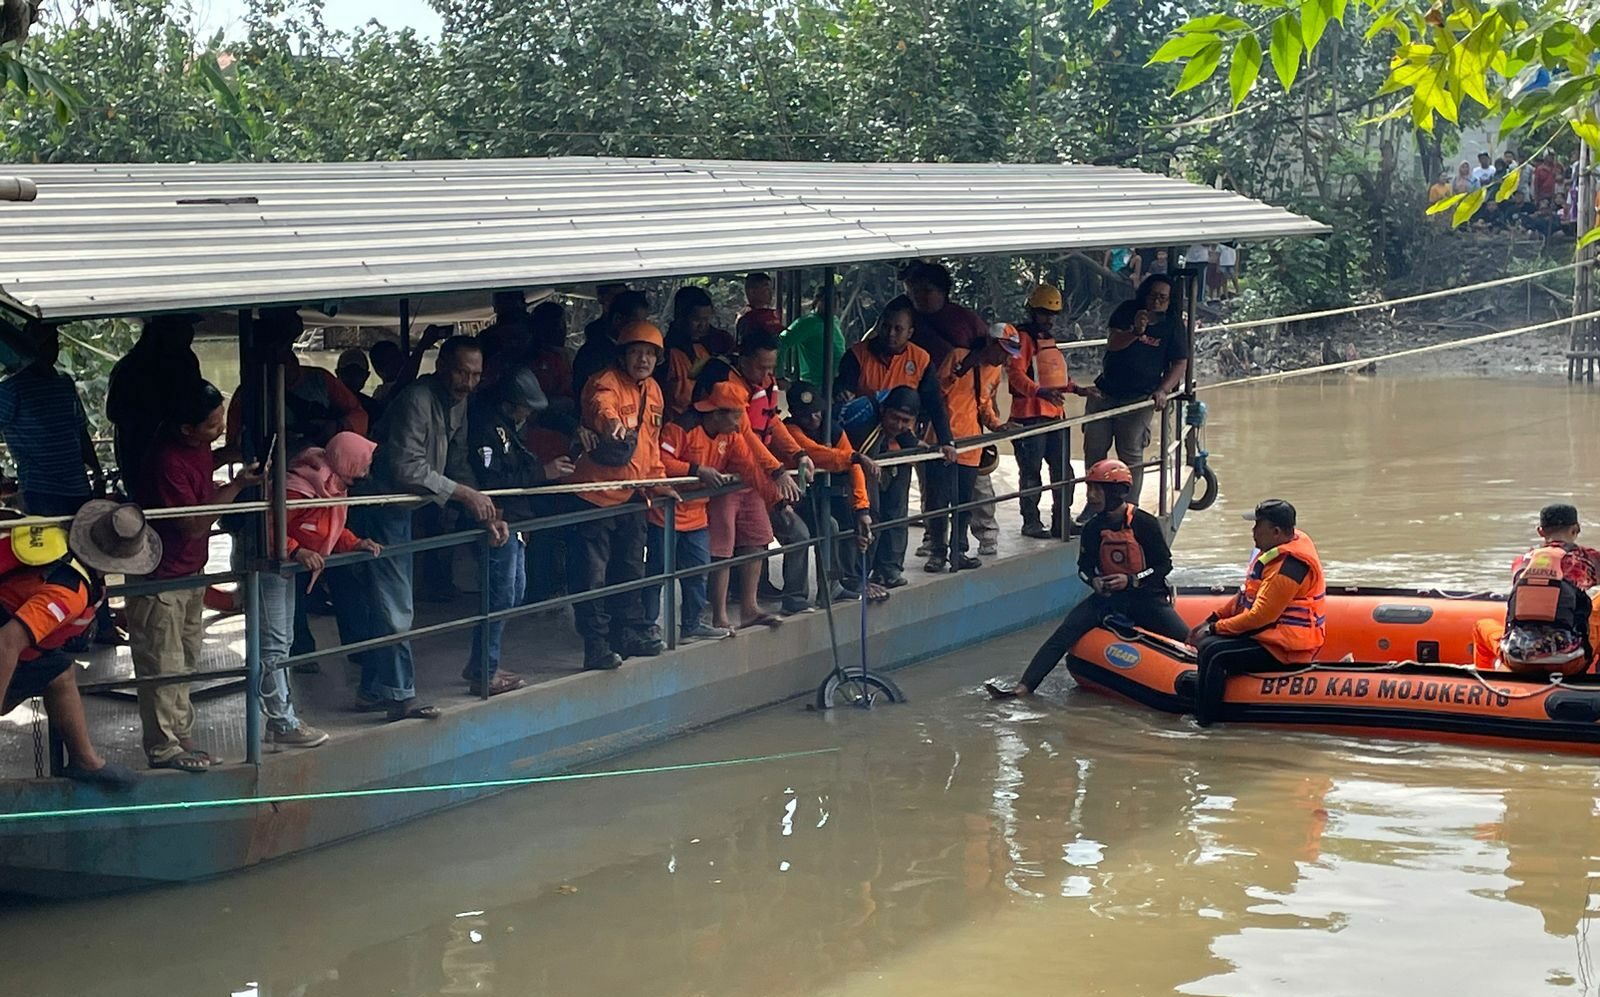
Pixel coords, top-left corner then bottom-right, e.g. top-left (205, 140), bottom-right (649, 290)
top-left (0, 501), bottom-right (163, 786)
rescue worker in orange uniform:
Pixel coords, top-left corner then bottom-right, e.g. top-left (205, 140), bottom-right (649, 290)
top-left (986, 459), bottom-right (1185, 699)
top-left (925, 333), bottom-right (1010, 573)
top-left (836, 295), bottom-right (956, 459)
top-left (1189, 499), bottom-right (1326, 726)
top-left (648, 379), bottom-right (778, 641)
top-left (1006, 286), bottom-right (1099, 539)
top-left (562, 320), bottom-right (680, 671)
top-left (1471, 504), bottom-right (1600, 675)
top-left (0, 502), bottom-right (164, 786)
top-left (659, 286), bottom-right (736, 418)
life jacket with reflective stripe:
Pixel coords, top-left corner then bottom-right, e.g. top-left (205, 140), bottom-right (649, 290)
top-left (0, 534), bottom-right (99, 657)
top-left (1097, 505), bottom-right (1147, 577)
top-left (1507, 541), bottom-right (1584, 630)
top-left (1232, 530), bottom-right (1326, 660)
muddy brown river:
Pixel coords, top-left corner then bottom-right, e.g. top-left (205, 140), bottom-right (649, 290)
top-left (4, 373), bottom-right (1599, 996)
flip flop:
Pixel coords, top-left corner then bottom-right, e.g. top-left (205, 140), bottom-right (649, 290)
top-left (984, 681), bottom-right (1021, 700)
top-left (150, 751), bottom-right (210, 773)
top-left (61, 760), bottom-right (139, 789)
top-left (386, 700), bottom-right (442, 721)
top-left (865, 583), bottom-right (892, 603)
top-left (740, 613), bottom-right (784, 630)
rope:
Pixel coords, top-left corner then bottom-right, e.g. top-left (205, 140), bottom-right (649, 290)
top-left (0, 746), bottom-right (840, 825)
top-left (1201, 308), bottom-right (1600, 391)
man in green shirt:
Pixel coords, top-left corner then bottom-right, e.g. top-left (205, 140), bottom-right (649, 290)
top-left (778, 284), bottom-right (847, 387)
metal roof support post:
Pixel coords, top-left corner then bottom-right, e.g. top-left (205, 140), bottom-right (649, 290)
top-left (1183, 265), bottom-right (1201, 485)
top-left (243, 567), bottom-right (262, 765)
top-left (399, 297), bottom-right (412, 357)
top-left (238, 308), bottom-right (265, 765)
top-left (271, 360), bottom-right (289, 564)
top-left (819, 265), bottom-right (837, 602)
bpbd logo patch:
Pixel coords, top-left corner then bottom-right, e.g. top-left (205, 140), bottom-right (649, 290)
top-left (1104, 642), bottom-right (1142, 669)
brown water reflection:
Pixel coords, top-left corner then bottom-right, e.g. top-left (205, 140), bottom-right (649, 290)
top-left (2, 375), bottom-right (1597, 996)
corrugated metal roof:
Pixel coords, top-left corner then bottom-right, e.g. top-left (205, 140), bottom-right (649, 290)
top-left (0, 157), bottom-right (1328, 320)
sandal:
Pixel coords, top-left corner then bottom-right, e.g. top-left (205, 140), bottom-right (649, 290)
top-left (865, 583), bottom-right (892, 603)
top-left (739, 613), bottom-right (784, 630)
top-left (177, 741), bottom-right (213, 766)
top-left (151, 750), bottom-right (211, 773)
top-left (386, 699), bottom-right (442, 721)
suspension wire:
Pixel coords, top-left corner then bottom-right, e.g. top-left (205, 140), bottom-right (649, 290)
top-left (0, 746), bottom-right (841, 825)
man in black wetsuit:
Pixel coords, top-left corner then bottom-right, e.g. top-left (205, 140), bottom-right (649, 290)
top-left (986, 458), bottom-right (1188, 698)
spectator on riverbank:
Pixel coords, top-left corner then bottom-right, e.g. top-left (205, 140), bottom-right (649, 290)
top-left (1427, 172), bottom-right (1452, 205)
top-left (129, 380), bottom-right (261, 772)
top-left (778, 283), bottom-right (847, 388)
top-left (264, 432), bottom-right (384, 748)
top-left (224, 308), bottom-right (367, 459)
top-left (1471, 152), bottom-right (1496, 190)
top-left (572, 290), bottom-right (651, 398)
top-left (903, 260), bottom-right (985, 361)
top-left (465, 368), bottom-right (572, 694)
top-left (336, 348), bottom-right (382, 423)
top-left (1083, 274), bottom-right (1188, 507)
top-left (1452, 161), bottom-right (1474, 195)
top-left (0, 323), bottom-right (103, 519)
top-left (106, 314), bottom-right (205, 494)
top-left (736, 272), bottom-right (785, 344)
top-left (346, 336), bottom-right (504, 721)
top-left (1218, 242), bottom-right (1240, 298)
top-left (365, 340), bottom-right (405, 420)
top-left (1534, 153), bottom-right (1560, 204)
top-left (559, 321), bottom-right (676, 670)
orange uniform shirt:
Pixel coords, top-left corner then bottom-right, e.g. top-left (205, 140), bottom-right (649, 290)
top-left (846, 340), bottom-right (933, 393)
top-left (786, 421), bottom-right (871, 512)
top-left (571, 368), bottom-right (668, 507)
top-left (653, 421), bottom-right (777, 531)
top-left (0, 565), bottom-right (95, 661)
top-left (663, 343), bottom-right (721, 418)
top-left (937, 349), bottom-right (1005, 467)
top-left (1007, 324), bottom-right (1073, 420)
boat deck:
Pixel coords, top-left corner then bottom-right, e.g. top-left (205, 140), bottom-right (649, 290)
top-left (0, 464), bottom-right (1080, 779)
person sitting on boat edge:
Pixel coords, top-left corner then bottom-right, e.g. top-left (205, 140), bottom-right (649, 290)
top-left (985, 459), bottom-right (1186, 699)
top-left (1187, 499), bottom-right (1326, 727)
top-left (0, 501), bottom-right (166, 787)
top-left (1470, 504), bottom-right (1600, 677)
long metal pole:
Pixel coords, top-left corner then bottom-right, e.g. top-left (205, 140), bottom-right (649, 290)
top-left (821, 266), bottom-right (836, 440)
top-left (819, 266), bottom-right (837, 599)
top-left (271, 361), bottom-right (289, 563)
top-left (477, 530), bottom-right (491, 700)
top-left (1576, 137), bottom-right (1597, 382)
top-left (244, 568), bottom-right (262, 764)
top-left (662, 498), bottom-right (678, 650)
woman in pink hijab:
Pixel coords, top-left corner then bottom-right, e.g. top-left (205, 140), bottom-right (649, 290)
top-left (260, 431), bottom-right (382, 748)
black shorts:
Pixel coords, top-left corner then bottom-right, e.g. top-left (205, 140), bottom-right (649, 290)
top-left (3, 652), bottom-right (72, 714)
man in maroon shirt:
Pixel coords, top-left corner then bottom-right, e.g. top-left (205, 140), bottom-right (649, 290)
top-left (735, 272), bottom-right (785, 344)
top-left (128, 380), bottom-right (261, 773)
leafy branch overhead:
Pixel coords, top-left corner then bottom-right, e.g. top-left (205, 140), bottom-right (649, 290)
top-left (1140, 0), bottom-right (1600, 242)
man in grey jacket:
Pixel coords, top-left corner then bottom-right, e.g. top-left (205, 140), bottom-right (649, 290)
top-left (344, 335), bottom-right (504, 721)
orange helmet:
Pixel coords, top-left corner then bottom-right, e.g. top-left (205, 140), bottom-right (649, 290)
top-left (616, 321), bottom-right (664, 350)
top-left (1026, 285), bottom-right (1064, 312)
top-left (1086, 459), bottom-right (1133, 485)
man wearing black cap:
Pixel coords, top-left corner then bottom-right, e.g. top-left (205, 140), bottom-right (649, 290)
top-left (465, 368), bottom-right (575, 695)
top-left (845, 386), bottom-right (923, 588)
top-left (1188, 498), bottom-right (1326, 726)
top-left (783, 381), bottom-right (877, 599)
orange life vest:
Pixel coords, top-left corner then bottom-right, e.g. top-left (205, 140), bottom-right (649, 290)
top-left (1507, 542), bottom-right (1584, 630)
top-left (0, 533), bottom-right (99, 658)
top-left (1033, 344), bottom-right (1069, 391)
top-left (1233, 531), bottom-right (1326, 661)
top-left (1097, 505), bottom-right (1147, 577)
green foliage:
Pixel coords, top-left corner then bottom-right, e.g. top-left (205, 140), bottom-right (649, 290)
top-left (1154, 0), bottom-right (1600, 235)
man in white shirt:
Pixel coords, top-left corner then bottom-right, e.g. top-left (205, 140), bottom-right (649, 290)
top-left (1470, 151), bottom-right (1497, 190)
top-left (1217, 242), bottom-right (1239, 299)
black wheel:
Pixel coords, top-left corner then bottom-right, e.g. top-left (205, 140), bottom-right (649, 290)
top-left (1189, 465), bottom-right (1220, 511)
top-left (814, 668), bottom-right (906, 710)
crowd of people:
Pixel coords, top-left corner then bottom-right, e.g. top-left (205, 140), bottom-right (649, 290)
top-left (0, 261), bottom-right (1195, 781)
top-left (1428, 148), bottom-right (1590, 237)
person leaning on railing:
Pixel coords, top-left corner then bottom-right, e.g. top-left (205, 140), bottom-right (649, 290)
top-left (464, 368), bottom-right (575, 696)
top-left (1082, 274), bottom-right (1189, 510)
top-left (782, 382), bottom-right (878, 602)
top-left (128, 380), bottom-right (262, 773)
top-left (345, 335), bottom-right (507, 722)
top-left (842, 387), bottom-right (925, 590)
top-left (559, 320), bottom-right (681, 672)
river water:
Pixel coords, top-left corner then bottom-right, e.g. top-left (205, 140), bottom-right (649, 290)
top-left (6, 373), bottom-right (1600, 996)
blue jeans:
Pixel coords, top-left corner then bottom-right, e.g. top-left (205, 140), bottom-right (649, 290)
top-left (467, 536), bottom-right (526, 682)
top-left (344, 504), bottom-right (416, 703)
top-left (257, 571), bottom-right (302, 733)
top-left (644, 524), bottom-right (710, 629)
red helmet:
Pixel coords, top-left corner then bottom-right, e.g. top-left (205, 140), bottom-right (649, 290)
top-left (1086, 459), bottom-right (1133, 485)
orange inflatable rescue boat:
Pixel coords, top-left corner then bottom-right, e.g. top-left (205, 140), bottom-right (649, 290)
top-left (1065, 587), bottom-right (1600, 754)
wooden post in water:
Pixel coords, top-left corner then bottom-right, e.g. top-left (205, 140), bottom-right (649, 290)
top-left (1570, 136), bottom-right (1597, 382)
